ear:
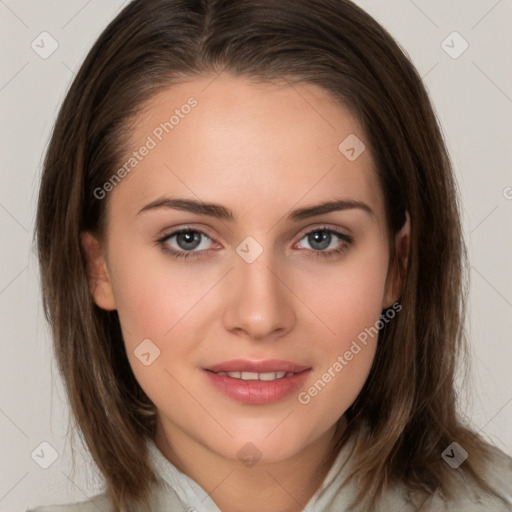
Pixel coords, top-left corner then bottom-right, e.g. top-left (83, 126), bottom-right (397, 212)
top-left (80, 231), bottom-right (117, 311)
top-left (382, 211), bottom-right (410, 309)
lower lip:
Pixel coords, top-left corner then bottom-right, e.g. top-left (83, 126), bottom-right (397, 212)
top-left (202, 369), bottom-right (312, 405)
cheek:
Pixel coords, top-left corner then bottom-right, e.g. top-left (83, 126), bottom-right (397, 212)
top-left (107, 245), bottom-right (224, 406)
top-left (108, 243), bottom-right (210, 345)
top-left (109, 253), bottom-right (202, 408)
top-left (305, 239), bottom-right (390, 349)
top-left (296, 242), bottom-right (389, 414)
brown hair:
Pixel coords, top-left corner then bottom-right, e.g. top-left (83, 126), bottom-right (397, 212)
top-left (35, 0), bottom-right (506, 510)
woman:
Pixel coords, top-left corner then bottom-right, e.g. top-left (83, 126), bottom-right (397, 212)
top-left (31, 0), bottom-right (512, 510)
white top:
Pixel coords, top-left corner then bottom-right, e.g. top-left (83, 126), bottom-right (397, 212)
top-left (27, 436), bottom-right (512, 511)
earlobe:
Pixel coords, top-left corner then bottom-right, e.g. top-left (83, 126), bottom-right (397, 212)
top-left (80, 231), bottom-right (117, 311)
top-left (382, 211), bottom-right (410, 309)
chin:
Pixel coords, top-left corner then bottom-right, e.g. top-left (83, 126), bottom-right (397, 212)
top-left (205, 424), bottom-right (314, 466)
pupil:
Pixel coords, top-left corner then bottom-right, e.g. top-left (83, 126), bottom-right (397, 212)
top-left (309, 231), bottom-right (330, 250)
top-left (178, 231), bottom-right (200, 250)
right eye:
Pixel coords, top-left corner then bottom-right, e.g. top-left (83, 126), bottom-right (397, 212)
top-left (157, 228), bottom-right (217, 260)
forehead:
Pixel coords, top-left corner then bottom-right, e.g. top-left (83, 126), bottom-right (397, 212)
top-left (108, 74), bottom-right (386, 227)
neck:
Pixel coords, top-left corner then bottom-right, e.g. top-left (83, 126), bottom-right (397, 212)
top-left (154, 417), bottom-right (347, 512)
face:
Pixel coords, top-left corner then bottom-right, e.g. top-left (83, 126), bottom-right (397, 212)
top-left (82, 73), bottom-right (409, 465)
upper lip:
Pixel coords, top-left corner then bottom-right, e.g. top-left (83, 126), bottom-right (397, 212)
top-left (205, 359), bottom-right (311, 374)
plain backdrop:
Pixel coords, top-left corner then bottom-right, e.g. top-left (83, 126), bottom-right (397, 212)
top-left (1, 0), bottom-right (511, 510)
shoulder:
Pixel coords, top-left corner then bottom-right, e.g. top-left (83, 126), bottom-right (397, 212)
top-left (26, 492), bottom-right (113, 512)
top-left (412, 448), bottom-right (512, 511)
top-left (458, 446), bottom-right (512, 510)
top-left (459, 447), bottom-right (512, 510)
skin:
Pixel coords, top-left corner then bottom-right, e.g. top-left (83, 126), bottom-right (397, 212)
top-left (82, 74), bottom-right (410, 512)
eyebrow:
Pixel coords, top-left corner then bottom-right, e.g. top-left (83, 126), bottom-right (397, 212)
top-left (137, 197), bottom-right (374, 221)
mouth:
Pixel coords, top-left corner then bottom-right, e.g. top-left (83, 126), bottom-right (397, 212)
top-left (204, 358), bottom-right (311, 374)
top-left (206, 370), bottom-right (298, 381)
top-left (202, 359), bottom-right (312, 405)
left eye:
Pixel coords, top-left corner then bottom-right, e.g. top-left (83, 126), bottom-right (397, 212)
top-left (296, 229), bottom-right (349, 252)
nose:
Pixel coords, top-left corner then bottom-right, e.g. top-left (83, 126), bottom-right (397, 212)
top-left (222, 250), bottom-right (296, 341)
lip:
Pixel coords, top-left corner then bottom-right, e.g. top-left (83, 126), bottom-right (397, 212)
top-left (202, 359), bottom-right (312, 405)
top-left (205, 359), bottom-right (311, 374)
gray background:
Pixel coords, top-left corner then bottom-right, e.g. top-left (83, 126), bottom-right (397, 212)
top-left (1, 0), bottom-right (511, 510)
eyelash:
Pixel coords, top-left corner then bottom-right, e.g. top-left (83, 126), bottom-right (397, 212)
top-left (156, 225), bottom-right (353, 261)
